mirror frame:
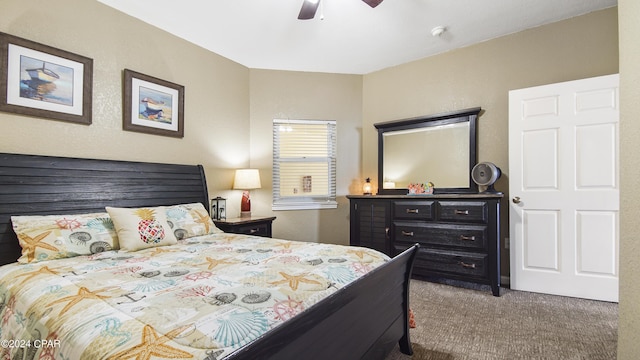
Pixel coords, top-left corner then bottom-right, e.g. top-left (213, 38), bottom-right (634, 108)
top-left (374, 107), bottom-right (481, 195)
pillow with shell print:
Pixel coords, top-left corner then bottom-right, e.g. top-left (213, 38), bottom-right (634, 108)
top-left (11, 213), bottom-right (118, 264)
top-left (106, 206), bottom-right (178, 252)
top-left (165, 202), bottom-right (222, 240)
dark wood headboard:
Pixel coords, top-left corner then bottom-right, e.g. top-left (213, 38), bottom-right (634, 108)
top-left (0, 153), bottom-right (209, 266)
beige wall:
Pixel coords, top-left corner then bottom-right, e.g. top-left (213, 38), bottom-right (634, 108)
top-left (617, 0), bottom-right (640, 358)
top-left (0, 1), bottom-right (363, 243)
top-left (0, 0), bottom-right (251, 214)
top-left (248, 70), bottom-right (363, 244)
top-left (2, 2), bottom-right (637, 357)
top-left (362, 7), bottom-right (619, 277)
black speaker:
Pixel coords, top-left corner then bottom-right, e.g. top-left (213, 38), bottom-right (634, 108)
top-left (471, 162), bottom-right (501, 193)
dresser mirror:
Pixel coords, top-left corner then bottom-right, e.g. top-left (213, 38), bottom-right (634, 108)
top-left (375, 107), bottom-right (481, 194)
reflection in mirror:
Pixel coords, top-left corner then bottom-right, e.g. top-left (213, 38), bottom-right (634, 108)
top-left (375, 107), bottom-right (481, 194)
top-left (383, 122), bottom-right (469, 189)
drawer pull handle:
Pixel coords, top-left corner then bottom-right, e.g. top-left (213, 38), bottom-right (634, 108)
top-left (460, 261), bottom-right (476, 269)
top-left (406, 209), bottom-right (419, 214)
top-left (249, 229), bottom-right (259, 234)
top-left (460, 235), bottom-right (476, 241)
top-left (401, 231), bottom-right (414, 237)
top-left (455, 210), bottom-right (469, 215)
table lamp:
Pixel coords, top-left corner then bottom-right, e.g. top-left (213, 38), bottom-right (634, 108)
top-left (233, 169), bottom-right (261, 217)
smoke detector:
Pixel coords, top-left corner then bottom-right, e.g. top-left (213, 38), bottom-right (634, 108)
top-left (431, 26), bottom-right (446, 37)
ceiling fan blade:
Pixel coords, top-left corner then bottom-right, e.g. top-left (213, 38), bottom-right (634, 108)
top-left (298, 0), bottom-right (320, 20)
top-left (362, 0), bottom-right (383, 8)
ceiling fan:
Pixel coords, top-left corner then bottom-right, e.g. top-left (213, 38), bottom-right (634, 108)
top-left (298, 0), bottom-right (384, 20)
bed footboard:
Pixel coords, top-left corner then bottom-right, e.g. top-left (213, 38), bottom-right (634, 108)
top-left (227, 243), bottom-right (419, 360)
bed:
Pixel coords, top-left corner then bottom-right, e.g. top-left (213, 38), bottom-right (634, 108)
top-left (0, 152), bottom-right (418, 360)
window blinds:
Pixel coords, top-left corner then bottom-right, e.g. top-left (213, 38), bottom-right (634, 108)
top-left (272, 119), bottom-right (337, 210)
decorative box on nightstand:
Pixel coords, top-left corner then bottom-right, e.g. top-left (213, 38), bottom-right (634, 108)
top-left (213, 216), bottom-right (276, 238)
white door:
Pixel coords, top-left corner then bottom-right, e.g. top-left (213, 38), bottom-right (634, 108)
top-left (509, 74), bottom-right (619, 302)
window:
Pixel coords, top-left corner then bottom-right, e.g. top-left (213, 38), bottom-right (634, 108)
top-left (272, 119), bottom-right (337, 210)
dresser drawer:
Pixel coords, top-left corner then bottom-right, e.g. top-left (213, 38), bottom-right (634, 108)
top-left (411, 248), bottom-right (488, 279)
top-left (393, 201), bottom-right (435, 220)
top-left (350, 194), bottom-right (502, 296)
top-left (233, 223), bottom-right (270, 237)
top-left (394, 221), bottom-right (487, 250)
top-left (214, 218), bottom-right (275, 238)
top-left (438, 201), bottom-right (488, 223)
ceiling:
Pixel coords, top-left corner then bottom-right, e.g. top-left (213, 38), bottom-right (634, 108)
top-left (97, 0), bottom-right (617, 75)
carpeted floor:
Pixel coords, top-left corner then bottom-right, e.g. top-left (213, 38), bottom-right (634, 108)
top-left (386, 280), bottom-right (618, 360)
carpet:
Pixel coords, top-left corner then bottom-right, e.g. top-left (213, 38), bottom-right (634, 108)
top-left (386, 280), bottom-right (618, 360)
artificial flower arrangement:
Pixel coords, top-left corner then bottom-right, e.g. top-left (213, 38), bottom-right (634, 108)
top-left (408, 181), bottom-right (434, 195)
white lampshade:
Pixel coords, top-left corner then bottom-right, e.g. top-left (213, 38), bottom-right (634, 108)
top-left (233, 169), bottom-right (261, 190)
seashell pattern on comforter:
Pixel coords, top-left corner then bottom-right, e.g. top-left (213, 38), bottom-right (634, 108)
top-left (0, 233), bottom-right (388, 359)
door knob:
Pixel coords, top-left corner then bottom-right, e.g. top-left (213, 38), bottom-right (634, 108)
top-left (512, 196), bottom-right (521, 204)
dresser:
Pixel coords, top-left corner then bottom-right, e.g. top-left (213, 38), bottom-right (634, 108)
top-left (348, 194), bottom-right (502, 296)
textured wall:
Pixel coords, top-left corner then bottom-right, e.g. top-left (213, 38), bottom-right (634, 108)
top-left (617, 0), bottom-right (640, 357)
top-left (248, 69), bottom-right (363, 244)
top-left (1, 3), bottom-right (631, 329)
top-left (362, 8), bottom-right (619, 277)
top-left (0, 0), bottom-right (251, 214)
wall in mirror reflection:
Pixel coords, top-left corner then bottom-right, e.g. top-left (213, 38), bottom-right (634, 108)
top-left (382, 121), bottom-right (469, 189)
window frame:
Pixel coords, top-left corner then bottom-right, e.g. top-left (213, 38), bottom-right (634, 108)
top-left (272, 119), bottom-right (337, 211)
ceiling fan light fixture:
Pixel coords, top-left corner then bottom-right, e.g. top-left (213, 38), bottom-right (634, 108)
top-left (363, 0), bottom-right (384, 8)
top-left (298, 0), bottom-right (321, 20)
top-left (298, 0), bottom-right (384, 20)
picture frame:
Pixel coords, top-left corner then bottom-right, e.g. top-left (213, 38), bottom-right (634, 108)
top-left (303, 175), bottom-right (312, 193)
top-left (123, 69), bottom-right (184, 138)
top-left (0, 32), bottom-right (93, 125)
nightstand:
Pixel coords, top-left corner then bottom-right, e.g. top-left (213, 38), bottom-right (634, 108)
top-left (213, 216), bottom-right (276, 238)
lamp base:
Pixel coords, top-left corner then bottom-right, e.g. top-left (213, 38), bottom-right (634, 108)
top-left (240, 190), bottom-right (251, 218)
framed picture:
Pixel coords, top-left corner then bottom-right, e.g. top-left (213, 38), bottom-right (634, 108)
top-left (0, 32), bottom-right (93, 125)
top-left (303, 175), bottom-right (312, 193)
top-left (123, 69), bottom-right (184, 138)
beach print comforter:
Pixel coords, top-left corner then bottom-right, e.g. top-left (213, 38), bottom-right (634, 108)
top-left (0, 233), bottom-right (388, 359)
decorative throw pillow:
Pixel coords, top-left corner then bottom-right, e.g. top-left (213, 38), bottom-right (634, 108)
top-left (11, 213), bottom-right (118, 264)
top-left (106, 206), bottom-right (178, 252)
top-left (165, 202), bottom-right (222, 240)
